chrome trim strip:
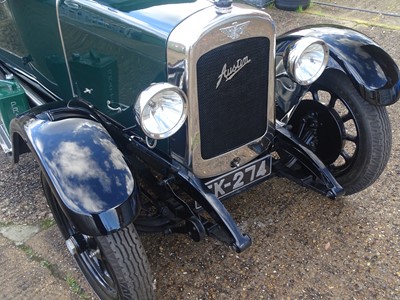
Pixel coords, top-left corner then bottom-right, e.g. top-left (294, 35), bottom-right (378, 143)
top-left (19, 82), bottom-right (46, 106)
top-left (0, 122), bottom-right (12, 154)
top-left (5, 64), bottom-right (63, 103)
top-left (56, 0), bottom-right (76, 97)
top-left (167, 4), bottom-right (276, 178)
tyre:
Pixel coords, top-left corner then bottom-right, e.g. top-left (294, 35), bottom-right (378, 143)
top-left (41, 173), bottom-right (155, 300)
top-left (288, 70), bottom-right (392, 195)
top-left (275, 0), bottom-right (310, 11)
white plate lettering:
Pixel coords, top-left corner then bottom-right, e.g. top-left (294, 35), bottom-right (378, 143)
top-left (205, 155), bottom-right (272, 199)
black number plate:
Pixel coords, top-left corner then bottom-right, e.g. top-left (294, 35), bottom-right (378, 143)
top-left (205, 155), bottom-right (272, 199)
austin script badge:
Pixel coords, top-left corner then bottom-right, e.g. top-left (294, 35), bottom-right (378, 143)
top-left (216, 56), bottom-right (251, 89)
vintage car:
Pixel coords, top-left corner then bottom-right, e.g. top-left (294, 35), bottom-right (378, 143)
top-left (0, 0), bottom-right (399, 299)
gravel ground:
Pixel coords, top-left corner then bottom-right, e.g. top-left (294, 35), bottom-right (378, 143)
top-left (0, 1), bottom-right (400, 299)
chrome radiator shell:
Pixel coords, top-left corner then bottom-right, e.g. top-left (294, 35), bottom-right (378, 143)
top-left (167, 4), bottom-right (276, 178)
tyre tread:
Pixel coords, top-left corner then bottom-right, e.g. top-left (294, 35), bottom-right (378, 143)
top-left (317, 71), bottom-right (392, 195)
top-left (97, 224), bottom-right (155, 300)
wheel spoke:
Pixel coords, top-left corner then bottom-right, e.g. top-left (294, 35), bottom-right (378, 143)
top-left (97, 257), bottom-right (114, 285)
top-left (295, 72), bottom-right (391, 195)
top-left (311, 90), bottom-right (320, 102)
top-left (328, 94), bottom-right (337, 108)
top-left (41, 173), bottom-right (154, 299)
top-left (341, 150), bottom-right (351, 162)
top-left (341, 113), bottom-right (352, 123)
top-left (345, 134), bottom-right (358, 143)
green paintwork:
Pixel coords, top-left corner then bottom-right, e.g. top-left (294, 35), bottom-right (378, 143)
top-left (0, 78), bottom-right (29, 133)
top-left (0, 0), bottom-right (73, 99)
top-left (59, 0), bottom-right (212, 127)
top-left (0, 0), bottom-right (214, 155)
top-left (98, 0), bottom-right (198, 12)
top-left (1, 0), bottom-right (212, 127)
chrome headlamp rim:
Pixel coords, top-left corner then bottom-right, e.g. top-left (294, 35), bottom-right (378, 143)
top-left (283, 37), bottom-right (329, 86)
top-left (135, 83), bottom-right (188, 140)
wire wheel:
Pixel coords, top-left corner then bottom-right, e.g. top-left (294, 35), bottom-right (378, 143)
top-left (289, 71), bottom-right (392, 194)
top-left (41, 172), bottom-right (155, 299)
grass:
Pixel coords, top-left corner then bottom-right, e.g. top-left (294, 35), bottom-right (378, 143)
top-left (304, 8), bottom-right (400, 31)
top-left (17, 244), bottom-right (62, 277)
top-left (1, 219), bottom-right (55, 230)
top-left (0, 221), bottom-right (14, 228)
top-left (266, 1), bottom-right (400, 31)
top-left (296, 4), bottom-right (308, 13)
top-left (39, 218), bottom-right (56, 230)
top-left (66, 275), bottom-right (91, 300)
top-left (17, 244), bottom-right (90, 299)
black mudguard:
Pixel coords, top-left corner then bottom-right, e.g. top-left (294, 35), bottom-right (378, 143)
top-left (277, 25), bottom-right (400, 106)
top-left (10, 103), bottom-right (139, 236)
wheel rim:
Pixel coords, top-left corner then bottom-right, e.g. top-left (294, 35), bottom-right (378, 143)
top-left (42, 176), bottom-right (118, 299)
top-left (76, 236), bottom-right (117, 297)
top-left (289, 85), bottom-right (361, 177)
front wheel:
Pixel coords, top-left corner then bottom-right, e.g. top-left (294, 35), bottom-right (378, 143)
top-left (288, 71), bottom-right (392, 195)
top-left (41, 173), bottom-right (155, 300)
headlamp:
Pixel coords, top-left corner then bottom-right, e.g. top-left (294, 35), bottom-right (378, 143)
top-left (135, 83), bottom-right (187, 140)
top-left (284, 37), bottom-right (329, 85)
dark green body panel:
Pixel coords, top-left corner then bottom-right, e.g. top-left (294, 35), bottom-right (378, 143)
top-left (0, 78), bottom-right (29, 133)
top-left (59, 0), bottom-right (211, 127)
top-left (0, 0), bottom-right (212, 127)
top-left (0, 0), bottom-right (72, 99)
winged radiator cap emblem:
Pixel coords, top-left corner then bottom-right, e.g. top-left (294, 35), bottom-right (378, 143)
top-left (220, 21), bottom-right (250, 40)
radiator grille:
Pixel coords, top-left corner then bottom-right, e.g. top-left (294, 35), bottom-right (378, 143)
top-left (197, 37), bottom-right (270, 159)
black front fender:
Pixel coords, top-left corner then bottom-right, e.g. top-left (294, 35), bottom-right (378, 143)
top-left (10, 104), bottom-right (139, 236)
top-left (277, 25), bottom-right (400, 106)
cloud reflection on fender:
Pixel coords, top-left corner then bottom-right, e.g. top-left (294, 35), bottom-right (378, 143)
top-left (53, 141), bottom-right (112, 192)
top-left (29, 118), bottom-right (134, 214)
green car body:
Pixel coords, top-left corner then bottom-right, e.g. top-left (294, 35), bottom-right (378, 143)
top-left (0, 0), bottom-right (212, 127)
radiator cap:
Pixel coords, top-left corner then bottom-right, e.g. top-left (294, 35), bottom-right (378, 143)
top-left (215, 0), bottom-right (232, 14)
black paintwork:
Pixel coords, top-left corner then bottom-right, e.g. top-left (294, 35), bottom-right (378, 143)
top-left (277, 25), bottom-right (400, 106)
top-left (5, 22), bottom-right (398, 245)
top-left (10, 102), bottom-right (139, 236)
top-left (0, 6), bottom-right (398, 252)
top-left (175, 168), bottom-right (252, 253)
top-left (274, 123), bottom-right (344, 199)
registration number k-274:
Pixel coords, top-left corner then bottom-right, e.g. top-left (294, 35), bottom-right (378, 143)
top-left (205, 155), bottom-right (272, 198)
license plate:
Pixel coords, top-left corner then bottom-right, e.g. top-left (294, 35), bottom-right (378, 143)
top-left (204, 155), bottom-right (272, 199)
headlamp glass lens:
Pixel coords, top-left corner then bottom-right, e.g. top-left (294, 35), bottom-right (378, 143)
top-left (142, 90), bottom-right (185, 137)
top-left (135, 84), bottom-right (187, 139)
top-left (295, 43), bottom-right (326, 83)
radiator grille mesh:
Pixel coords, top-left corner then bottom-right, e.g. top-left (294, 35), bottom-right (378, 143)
top-left (197, 37), bottom-right (270, 159)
